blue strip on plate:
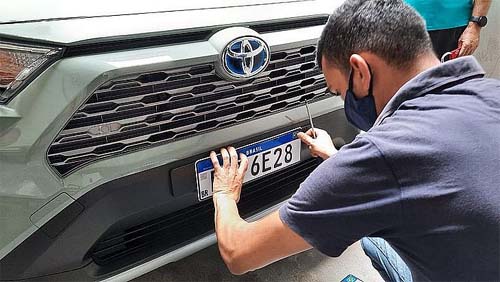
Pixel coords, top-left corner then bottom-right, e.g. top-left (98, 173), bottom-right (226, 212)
top-left (196, 130), bottom-right (298, 173)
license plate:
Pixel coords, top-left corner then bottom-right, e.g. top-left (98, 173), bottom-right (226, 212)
top-left (195, 129), bottom-right (302, 201)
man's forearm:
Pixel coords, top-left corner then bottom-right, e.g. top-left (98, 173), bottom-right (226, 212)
top-left (472, 0), bottom-right (491, 17)
top-left (213, 194), bottom-right (248, 273)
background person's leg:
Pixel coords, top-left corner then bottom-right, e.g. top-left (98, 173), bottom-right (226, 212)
top-left (361, 237), bottom-right (412, 282)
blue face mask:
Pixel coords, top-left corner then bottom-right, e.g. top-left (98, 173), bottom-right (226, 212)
top-left (344, 67), bottom-right (377, 131)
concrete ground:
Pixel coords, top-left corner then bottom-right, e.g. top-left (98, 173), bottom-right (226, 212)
top-left (133, 241), bottom-right (383, 282)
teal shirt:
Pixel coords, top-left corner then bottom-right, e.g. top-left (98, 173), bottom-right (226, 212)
top-left (405, 0), bottom-right (473, 30)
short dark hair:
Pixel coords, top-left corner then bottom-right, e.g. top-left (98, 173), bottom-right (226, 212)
top-left (316, 0), bottom-right (432, 73)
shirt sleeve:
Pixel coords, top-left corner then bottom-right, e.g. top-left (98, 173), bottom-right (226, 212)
top-left (279, 136), bottom-right (402, 257)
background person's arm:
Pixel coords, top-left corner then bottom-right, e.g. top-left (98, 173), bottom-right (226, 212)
top-left (458, 0), bottom-right (492, 56)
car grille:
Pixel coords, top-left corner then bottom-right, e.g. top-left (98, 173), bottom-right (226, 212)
top-left (47, 45), bottom-right (327, 176)
top-left (90, 158), bottom-right (321, 269)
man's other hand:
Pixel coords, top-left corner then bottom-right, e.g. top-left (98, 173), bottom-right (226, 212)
top-left (210, 147), bottom-right (249, 203)
top-left (297, 128), bottom-right (337, 160)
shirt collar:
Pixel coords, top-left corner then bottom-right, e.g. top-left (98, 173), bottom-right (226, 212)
top-left (374, 56), bottom-right (485, 126)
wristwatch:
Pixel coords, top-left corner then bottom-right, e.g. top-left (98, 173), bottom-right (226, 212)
top-left (470, 16), bottom-right (488, 27)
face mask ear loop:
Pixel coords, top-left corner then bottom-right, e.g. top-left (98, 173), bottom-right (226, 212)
top-left (348, 68), bottom-right (354, 90)
top-left (367, 63), bottom-right (374, 97)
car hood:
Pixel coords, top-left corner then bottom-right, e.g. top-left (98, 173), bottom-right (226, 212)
top-left (0, 0), bottom-right (304, 24)
top-left (0, 0), bottom-right (337, 45)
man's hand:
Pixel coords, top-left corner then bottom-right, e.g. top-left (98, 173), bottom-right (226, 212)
top-left (458, 23), bottom-right (481, 57)
top-left (297, 128), bottom-right (337, 160)
top-left (210, 147), bottom-right (249, 203)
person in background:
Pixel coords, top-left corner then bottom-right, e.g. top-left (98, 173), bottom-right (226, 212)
top-left (404, 0), bottom-right (491, 58)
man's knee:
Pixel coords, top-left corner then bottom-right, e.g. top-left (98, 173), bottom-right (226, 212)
top-left (361, 237), bottom-right (383, 260)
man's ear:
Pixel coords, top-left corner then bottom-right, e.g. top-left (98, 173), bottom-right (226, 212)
top-left (349, 54), bottom-right (372, 98)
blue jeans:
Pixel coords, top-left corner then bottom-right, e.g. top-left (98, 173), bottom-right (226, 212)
top-left (361, 237), bottom-right (413, 282)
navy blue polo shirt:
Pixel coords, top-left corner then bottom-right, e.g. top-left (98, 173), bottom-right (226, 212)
top-left (280, 57), bottom-right (500, 281)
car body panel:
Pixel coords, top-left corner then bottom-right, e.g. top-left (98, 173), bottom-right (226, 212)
top-left (0, 0), bottom-right (339, 45)
top-left (0, 0), bottom-right (307, 23)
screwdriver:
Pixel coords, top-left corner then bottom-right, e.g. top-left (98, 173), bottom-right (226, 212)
top-left (305, 100), bottom-right (317, 139)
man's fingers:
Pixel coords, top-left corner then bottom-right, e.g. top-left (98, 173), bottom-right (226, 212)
top-left (238, 153), bottom-right (249, 176)
top-left (297, 132), bottom-right (314, 146)
top-left (220, 148), bottom-right (230, 169)
top-left (228, 146), bottom-right (238, 171)
top-left (306, 128), bottom-right (319, 137)
top-left (210, 151), bottom-right (221, 171)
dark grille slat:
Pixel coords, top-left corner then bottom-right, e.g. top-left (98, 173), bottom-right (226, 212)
top-left (96, 85), bottom-right (155, 102)
top-left (48, 45), bottom-right (328, 175)
top-left (106, 126), bottom-right (160, 143)
top-left (65, 116), bottom-right (103, 130)
top-left (48, 136), bottom-right (107, 155)
top-left (101, 106), bottom-right (157, 123)
top-left (92, 208), bottom-right (211, 258)
top-left (97, 203), bottom-right (212, 249)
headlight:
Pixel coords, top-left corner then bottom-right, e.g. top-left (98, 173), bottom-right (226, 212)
top-left (0, 42), bottom-right (63, 104)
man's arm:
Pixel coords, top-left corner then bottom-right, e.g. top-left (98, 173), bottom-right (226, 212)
top-left (458, 0), bottom-right (492, 56)
top-left (214, 196), bottom-right (311, 274)
top-left (210, 147), bottom-right (310, 275)
top-left (210, 128), bottom-right (338, 274)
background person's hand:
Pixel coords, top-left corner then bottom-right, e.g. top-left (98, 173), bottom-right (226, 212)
top-left (458, 23), bottom-right (481, 56)
top-left (210, 147), bottom-right (249, 203)
top-left (297, 128), bottom-right (337, 160)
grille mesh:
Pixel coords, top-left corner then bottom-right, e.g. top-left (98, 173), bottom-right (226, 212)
top-left (48, 45), bottom-right (327, 175)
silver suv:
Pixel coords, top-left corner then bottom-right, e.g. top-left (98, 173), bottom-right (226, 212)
top-left (1, 1), bottom-right (497, 281)
top-left (0, 1), bottom-right (358, 281)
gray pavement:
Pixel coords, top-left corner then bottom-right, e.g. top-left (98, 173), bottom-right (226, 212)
top-left (133, 241), bottom-right (383, 282)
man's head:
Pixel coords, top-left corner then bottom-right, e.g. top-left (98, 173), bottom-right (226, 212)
top-left (317, 0), bottom-right (438, 126)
